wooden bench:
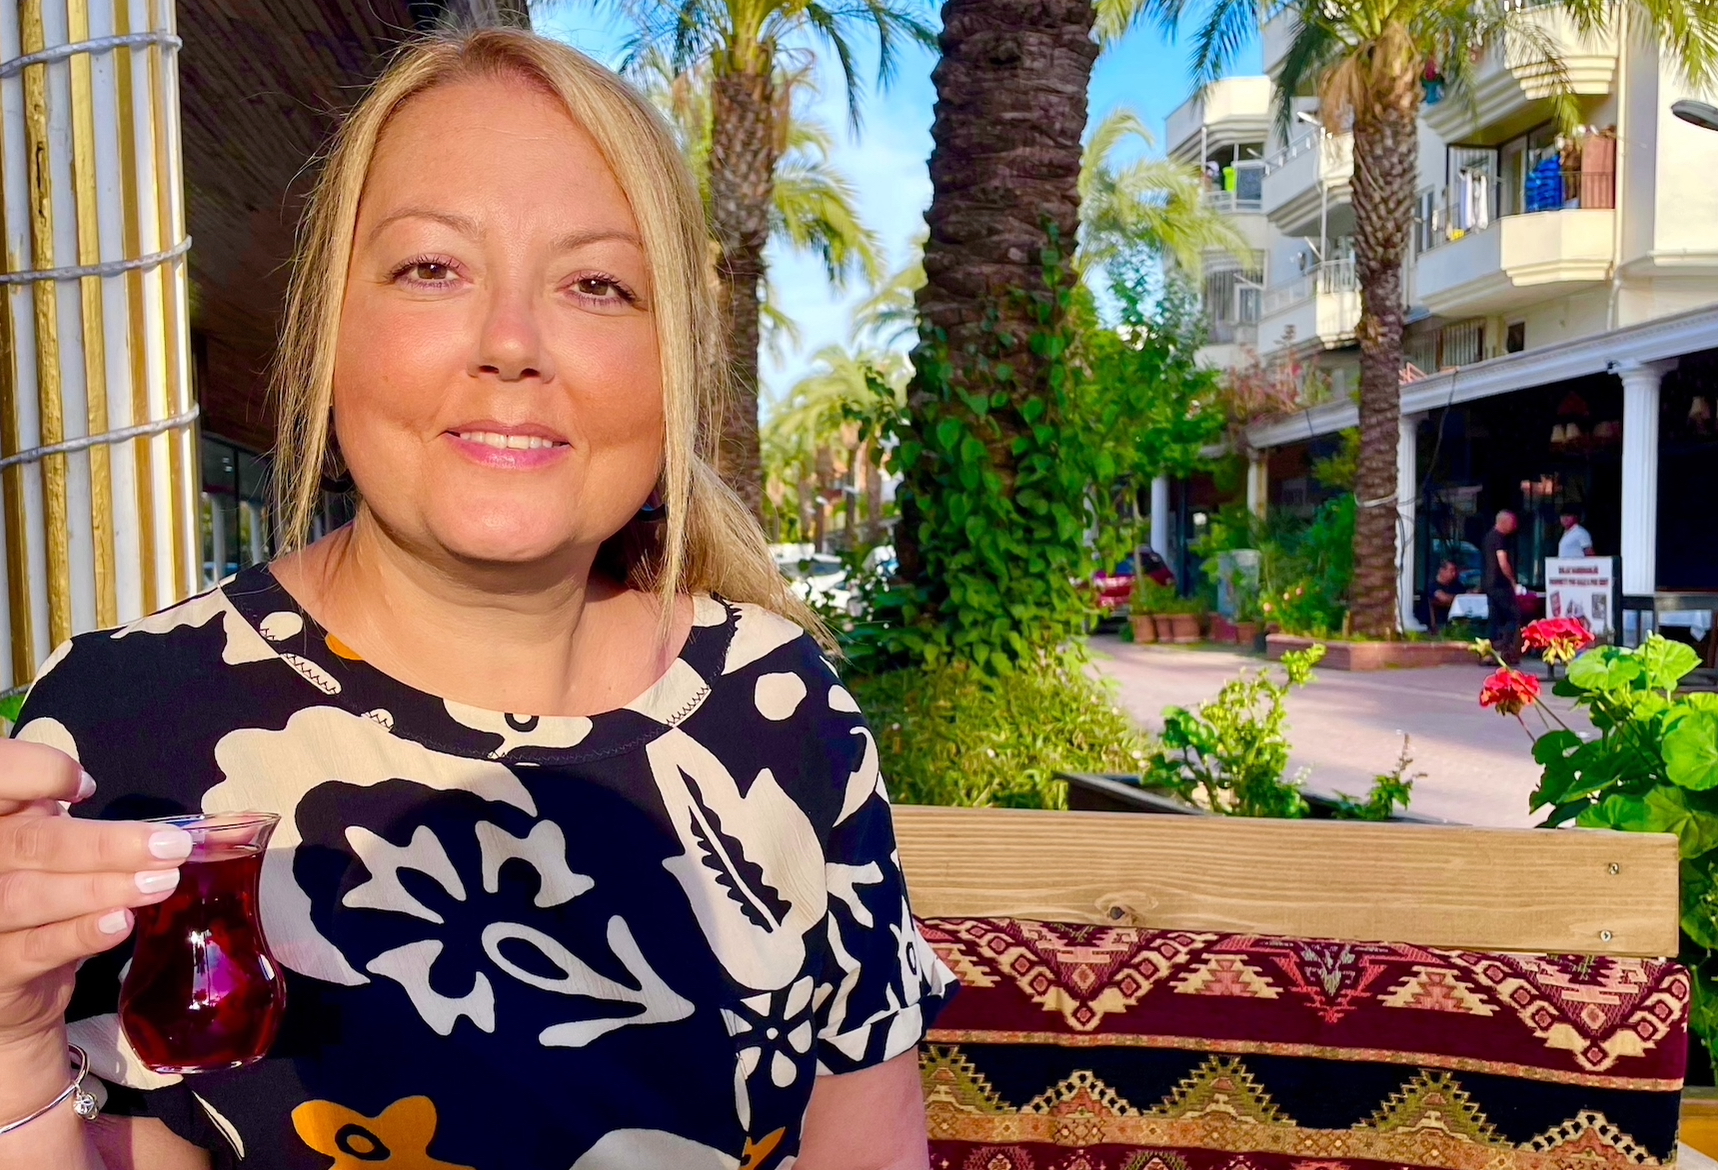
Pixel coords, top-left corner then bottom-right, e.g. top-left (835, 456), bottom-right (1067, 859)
top-left (893, 805), bottom-right (1712, 1164)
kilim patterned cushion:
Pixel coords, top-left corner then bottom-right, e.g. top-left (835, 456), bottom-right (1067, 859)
top-left (917, 917), bottom-right (1691, 1170)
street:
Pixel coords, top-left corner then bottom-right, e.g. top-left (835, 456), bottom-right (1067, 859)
top-left (1088, 635), bottom-right (1597, 828)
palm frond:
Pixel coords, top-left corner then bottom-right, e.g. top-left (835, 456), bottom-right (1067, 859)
top-left (771, 158), bottom-right (885, 285)
top-left (1079, 106), bottom-right (1248, 272)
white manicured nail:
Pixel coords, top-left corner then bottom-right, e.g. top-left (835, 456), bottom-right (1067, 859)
top-left (75, 771), bottom-right (96, 801)
top-left (134, 869), bottom-right (179, 895)
top-left (148, 828), bottom-right (193, 860)
top-left (98, 910), bottom-right (130, 935)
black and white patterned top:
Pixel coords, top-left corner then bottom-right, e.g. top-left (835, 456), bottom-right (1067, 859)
top-left (15, 564), bottom-right (954, 1169)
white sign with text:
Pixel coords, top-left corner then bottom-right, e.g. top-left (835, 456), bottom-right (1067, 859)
top-left (1544, 556), bottom-right (1616, 638)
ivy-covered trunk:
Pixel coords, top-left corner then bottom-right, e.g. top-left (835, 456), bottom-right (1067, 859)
top-left (893, 0), bottom-right (1098, 665)
top-left (709, 65), bottom-right (778, 517)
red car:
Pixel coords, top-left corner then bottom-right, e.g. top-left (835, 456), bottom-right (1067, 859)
top-left (1092, 549), bottom-right (1176, 614)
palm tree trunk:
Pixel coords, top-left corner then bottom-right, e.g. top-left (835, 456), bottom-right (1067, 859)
top-left (864, 440), bottom-right (884, 540)
top-left (898, 0), bottom-right (1096, 582)
top-left (797, 465), bottom-right (815, 542)
top-left (710, 65), bottom-right (778, 517)
top-left (1347, 92), bottom-right (1419, 638)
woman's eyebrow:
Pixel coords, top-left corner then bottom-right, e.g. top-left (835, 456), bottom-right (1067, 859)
top-left (367, 207), bottom-right (480, 243)
top-left (553, 227), bottom-right (644, 252)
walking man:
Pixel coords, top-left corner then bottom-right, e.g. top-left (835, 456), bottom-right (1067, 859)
top-left (1483, 510), bottom-right (1523, 664)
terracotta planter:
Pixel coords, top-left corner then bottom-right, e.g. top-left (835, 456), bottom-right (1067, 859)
top-left (1210, 616), bottom-right (1239, 644)
top-left (1265, 633), bottom-right (1477, 671)
top-left (1130, 614), bottom-right (1159, 643)
top-left (1234, 621), bottom-right (1260, 647)
top-left (1167, 613), bottom-right (1202, 644)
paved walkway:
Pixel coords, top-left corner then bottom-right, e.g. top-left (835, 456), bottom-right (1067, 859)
top-left (1088, 635), bottom-right (1595, 828)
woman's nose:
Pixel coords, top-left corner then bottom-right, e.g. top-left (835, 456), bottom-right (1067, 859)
top-left (470, 291), bottom-right (555, 383)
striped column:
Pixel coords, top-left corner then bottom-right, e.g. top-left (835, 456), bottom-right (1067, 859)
top-left (0, 0), bottom-right (197, 690)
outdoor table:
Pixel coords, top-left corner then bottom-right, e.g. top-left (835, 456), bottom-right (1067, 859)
top-left (1448, 594), bottom-right (1489, 621)
top-left (1445, 592), bottom-right (1545, 623)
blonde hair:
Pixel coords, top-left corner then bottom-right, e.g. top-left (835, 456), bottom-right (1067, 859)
top-left (269, 27), bottom-right (824, 642)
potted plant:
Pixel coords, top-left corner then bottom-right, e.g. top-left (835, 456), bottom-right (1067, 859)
top-left (1130, 580), bottom-right (1173, 644)
top-left (1165, 595), bottom-right (1203, 644)
top-left (1233, 587), bottom-right (1263, 650)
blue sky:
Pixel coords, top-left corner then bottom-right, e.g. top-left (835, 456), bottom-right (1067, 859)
top-left (532, 5), bottom-right (1262, 403)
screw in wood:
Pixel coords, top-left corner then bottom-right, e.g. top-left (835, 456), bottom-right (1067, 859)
top-left (1108, 905), bottom-right (1126, 921)
top-left (1600, 930), bottom-right (1614, 942)
top-left (1609, 863), bottom-right (1621, 875)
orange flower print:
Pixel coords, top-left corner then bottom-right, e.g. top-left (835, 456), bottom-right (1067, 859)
top-left (291, 1096), bottom-right (472, 1170)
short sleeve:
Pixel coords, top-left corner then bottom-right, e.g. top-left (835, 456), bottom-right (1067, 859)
top-left (809, 680), bottom-right (957, 1075)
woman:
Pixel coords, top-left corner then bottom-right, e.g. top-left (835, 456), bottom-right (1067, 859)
top-left (0, 28), bottom-right (950, 1170)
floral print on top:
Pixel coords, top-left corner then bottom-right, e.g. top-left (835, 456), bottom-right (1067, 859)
top-left (15, 565), bottom-right (954, 1169)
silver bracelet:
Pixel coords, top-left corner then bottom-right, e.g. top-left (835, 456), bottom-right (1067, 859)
top-left (0, 1044), bottom-right (99, 1136)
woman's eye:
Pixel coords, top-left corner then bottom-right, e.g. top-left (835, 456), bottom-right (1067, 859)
top-left (575, 277), bottom-right (619, 298)
top-left (410, 261), bottom-right (453, 282)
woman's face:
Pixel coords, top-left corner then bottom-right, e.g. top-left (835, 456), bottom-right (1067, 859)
top-left (334, 73), bottom-right (663, 569)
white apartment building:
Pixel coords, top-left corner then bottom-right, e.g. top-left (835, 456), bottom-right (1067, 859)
top-left (1158, 13), bottom-right (1718, 634)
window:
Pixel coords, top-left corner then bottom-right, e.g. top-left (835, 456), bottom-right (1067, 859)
top-left (200, 436), bottom-right (273, 588)
top-left (1506, 322), bottom-right (1526, 353)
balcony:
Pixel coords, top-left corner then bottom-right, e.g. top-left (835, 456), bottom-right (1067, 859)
top-left (1258, 259), bottom-right (1360, 353)
top-left (1261, 130), bottom-right (1352, 236)
top-left (1414, 167), bottom-right (1616, 316)
top-left (1166, 77), bottom-right (1272, 163)
top-left (1202, 159), bottom-right (1266, 214)
top-left (1423, 5), bottom-right (1619, 143)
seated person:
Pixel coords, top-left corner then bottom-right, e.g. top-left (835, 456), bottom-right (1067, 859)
top-left (1416, 559), bottom-right (1464, 631)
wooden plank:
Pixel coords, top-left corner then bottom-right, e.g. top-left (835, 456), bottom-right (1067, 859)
top-left (894, 805), bottom-right (1680, 957)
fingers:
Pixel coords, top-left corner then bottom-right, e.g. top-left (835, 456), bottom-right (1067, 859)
top-left (0, 739), bottom-right (92, 816)
top-left (0, 908), bottom-right (135, 981)
top-left (0, 866), bottom-right (179, 933)
top-left (0, 814), bottom-right (192, 876)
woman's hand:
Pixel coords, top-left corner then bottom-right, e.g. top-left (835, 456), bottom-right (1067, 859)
top-left (797, 1051), bottom-right (930, 1170)
top-left (0, 739), bottom-right (191, 1099)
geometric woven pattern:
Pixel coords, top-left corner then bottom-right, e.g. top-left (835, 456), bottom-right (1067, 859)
top-left (918, 918), bottom-right (1692, 1170)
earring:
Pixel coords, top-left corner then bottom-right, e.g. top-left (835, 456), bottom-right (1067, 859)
top-left (636, 488), bottom-right (667, 523)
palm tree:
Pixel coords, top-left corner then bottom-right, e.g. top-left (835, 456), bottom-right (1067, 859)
top-left (634, 54), bottom-right (885, 358)
top-left (617, 0), bottom-right (935, 516)
top-left (1139, 0), bottom-right (1718, 635)
top-left (763, 344), bottom-right (907, 544)
top-left (1078, 107), bottom-right (1247, 273)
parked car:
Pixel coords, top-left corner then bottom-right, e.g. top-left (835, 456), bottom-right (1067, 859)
top-left (1091, 548), bottom-right (1176, 615)
top-left (771, 546), bottom-right (863, 617)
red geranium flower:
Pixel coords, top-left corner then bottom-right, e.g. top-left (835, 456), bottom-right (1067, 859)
top-left (1480, 667), bottom-right (1541, 716)
top-left (1520, 617), bottom-right (1595, 666)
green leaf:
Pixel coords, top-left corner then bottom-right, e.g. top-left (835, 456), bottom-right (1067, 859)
top-left (1583, 787), bottom-right (1718, 858)
top-left (0, 692), bottom-right (23, 725)
top-left (1667, 708), bottom-right (1718, 791)
top-left (1568, 649), bottom-right (1643, 693)
top-left (934, 418), bottom-right (963, 453)
top-left (1643, 636), bottom-right (1701, 691)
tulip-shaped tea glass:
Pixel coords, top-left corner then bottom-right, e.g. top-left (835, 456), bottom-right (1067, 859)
top-left (118, 812), bottom-right (287, 1074)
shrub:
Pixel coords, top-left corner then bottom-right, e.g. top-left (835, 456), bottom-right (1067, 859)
top-left (1142, 646), bottom-right (1325, 817)
top-left (853, 657), bottom-right (1153, 809)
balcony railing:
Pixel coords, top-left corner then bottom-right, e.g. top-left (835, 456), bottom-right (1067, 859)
top-left (1201, 159), bottom-right (1265, 213)
top-left (1419, 167), bottom-right (1615, 252)
top-left (1262, 257), bottom-right (1357, 315)
top-left (1201, 262), bottom-right (1263, 343)
top-left (1261, 130), bottom-right (1321, 176)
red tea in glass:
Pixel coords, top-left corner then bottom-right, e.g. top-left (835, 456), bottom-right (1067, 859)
top-left (119, 812), bottom-right (287, 1074)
